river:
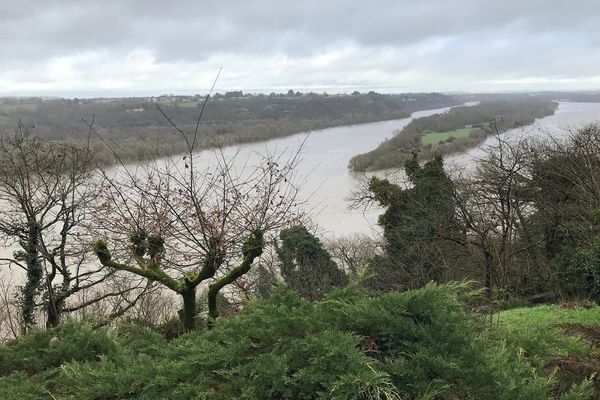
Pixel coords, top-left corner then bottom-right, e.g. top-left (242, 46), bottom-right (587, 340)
top-left (190, 101), bottom-right (600, 237)
top-left (0, 105), bottom-right (458, 288)
top-left (189, 105), bottom-right (460, 237)
top-left (1, 101), bottom-right (600, 336)
top-left (2, 101), bottom-right (600, 259)
top-left (446, 102), bottom-right (600, 170)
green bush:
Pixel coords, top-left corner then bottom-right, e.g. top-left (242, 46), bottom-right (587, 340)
top-left (0, 320), bottom-right (118, 376)
top-left (111, 322), bottom-right (165, 357)
top-left (0, 284), bottom-right (592, 399)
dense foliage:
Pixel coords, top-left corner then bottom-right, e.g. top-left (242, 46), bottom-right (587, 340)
top-left (497, 304), bottom-right (600, 396)
top-left (2, 95), bottom-right (600, 399)
top-left (359, 124), bottom-right (600, 303)
top-left (0, 284), bottom-right (592, 399)
top-left (529, 128), bottom-right (600, 300)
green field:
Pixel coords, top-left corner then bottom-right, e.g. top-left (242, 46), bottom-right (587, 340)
top-left (177, 101), bottom-right (199, 108)
top-left (421, 125), bottom-right (474, 145)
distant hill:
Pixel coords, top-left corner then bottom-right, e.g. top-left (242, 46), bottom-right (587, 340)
top-left (0, 92), bottom-right (458, 163)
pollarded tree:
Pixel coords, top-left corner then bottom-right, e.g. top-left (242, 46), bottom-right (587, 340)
top-left (91, 119), bottom-right (305, 330)
top-left (275, 225), bottom-right (348, 301)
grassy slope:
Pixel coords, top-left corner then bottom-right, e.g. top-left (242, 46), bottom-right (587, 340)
top-left (0, 104), bottom-right (38, 113)
top-left (494, 304), bottom-right (600, 397)
top-left (349, 101), bottom-right (558, 172)
top-left (177, 101), bottom-right (200, 108)
top-left (495, 304), bottom-right (600, 357)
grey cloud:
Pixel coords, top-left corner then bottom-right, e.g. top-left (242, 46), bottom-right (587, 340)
top-left (1, 0), bottom-right (600, 95)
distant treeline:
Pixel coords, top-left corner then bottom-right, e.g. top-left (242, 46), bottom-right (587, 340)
top-left (0, 92), bottom-right (458, 164)
top-left (453, 91), bottom-right (600, 103)
top-left (349, 100), bottom-right (558, 171)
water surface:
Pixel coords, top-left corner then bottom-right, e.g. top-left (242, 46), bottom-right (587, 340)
top-left (188, 102), bottom-right (600, 237)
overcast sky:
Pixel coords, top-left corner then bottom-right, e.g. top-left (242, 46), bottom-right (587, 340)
top-left (2, 0), bottom-right (600, 97)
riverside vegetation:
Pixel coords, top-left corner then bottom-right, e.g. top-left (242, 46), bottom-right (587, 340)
top-left (349, 99), bottom-right (558, 171)
top-left (1, 93), bottom-right (600, 399)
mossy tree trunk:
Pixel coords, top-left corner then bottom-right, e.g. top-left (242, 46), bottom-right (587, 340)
top-left (19, 221), bottom-right (43, 333)
top-left (179, 288), bottom-right (197, 332)
top-left (207, 231), bottom-right (264, 327)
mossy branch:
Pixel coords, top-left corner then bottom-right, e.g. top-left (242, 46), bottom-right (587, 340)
top-left (187, 236), bottom-right (226, 287)
top-left (93, 240), bottom-right (183, 293)
top-left (207, 231), bottom-right (264, 323)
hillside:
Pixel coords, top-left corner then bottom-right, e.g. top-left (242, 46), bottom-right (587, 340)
top-left (0, 92), bottom-right (458, 164)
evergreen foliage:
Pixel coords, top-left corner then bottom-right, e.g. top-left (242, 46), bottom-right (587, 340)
top-left (552, 229), bottom-right (600, 301)
top-left (0, 284), bottom-right (591, 399)
top-left (0, 321), bottom-right (121, 376)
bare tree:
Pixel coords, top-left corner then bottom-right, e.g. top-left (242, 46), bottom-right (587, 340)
top-left (91, 123), bottom-right (305, 330)
top-left (0, 124), bottom-right (146, 331)
top-left (451, 121), bottom-right (542, 296)
top-left (325, 234), bottom-right (381, 278)
top-left (530, 125), bottom-right (600, 253)
top-left (0, 278), bottom-right (20, 342)
top-left (525, 124), bottom-right (600, 298)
